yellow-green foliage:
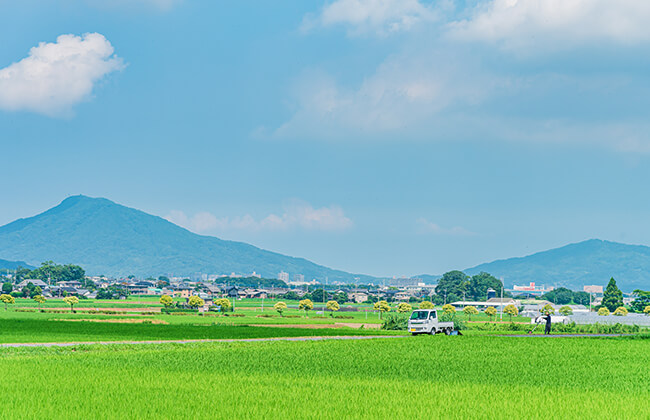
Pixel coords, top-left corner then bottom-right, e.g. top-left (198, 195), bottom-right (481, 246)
top-left (188, 296), bottom-right (205, 308)
top-left (463, 306), bottom-right (478, 320)
top-left (62, 296), bottom-right (79, 312)
top-left (1, 294), bottom-right (15, 310)
top-left (374, 301), bottom-right (391, 319)
top-left (484, 306), bottom-right (497, 320)
top-left (559, 306), bottom-right (573, 316)
top-left (33, 295), bottom-right (47, 310)
top-left (274, 301), bottom-right (287, 316)
top-left (374, 301), bottom-right (390, 312)
top-left (419, 301), bottom-right (434, 309)
top-left (613, 307), bottom-right (628, 316)
top-left (159, 295), bottom-right (173, 307)
top-left (215, 298), bottom-right (231, 311)
top-left (598, 307), bottom-right (610, 316)
top-left (326, 300), bottom-right (340, 312)
top-left (503, 304), bottom-right (519, 321)
top-left (396, 302), bottom-right (412, 314)
top-left (645, 306), bottom-right (650, 315)
top-left (542, 304), bottom-right (555, 315)
top-left (442, 304), bottom-right (456, 314)
top-left (299, 299), bottom-right (314, 316)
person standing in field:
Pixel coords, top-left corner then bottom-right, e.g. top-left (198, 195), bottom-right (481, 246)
top-left (543, 313), bottom-right (552, 335)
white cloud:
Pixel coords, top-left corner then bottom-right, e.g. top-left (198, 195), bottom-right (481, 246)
top-left (165, 201), bottom-right (353, 234)
top-left (449, 0), bottom-right (650, 49)
top-left (416, 217), bottom-right (475, 236)
top-left (303, 0), bottom-right (443, 36)
top-left (0, 33), bottom-right (124, 116)
top-left (274, 52), bottom-right (493, 139)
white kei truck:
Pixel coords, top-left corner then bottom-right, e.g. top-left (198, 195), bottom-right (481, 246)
top-left (407, 309), bottom-right (456, 335)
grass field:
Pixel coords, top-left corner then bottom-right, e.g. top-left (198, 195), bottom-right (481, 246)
top-left (0, 317), bottom-right (398, 343)
top-left (7, 296), bottom-right (533, 325)
top-left (1, 335), bottom-right (648, 419)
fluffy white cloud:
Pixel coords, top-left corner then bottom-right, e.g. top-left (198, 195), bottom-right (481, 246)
top-left (449, 0), bottom-right (650, 48)
top-left (303, 0), bottom-right (441, 35)
top-left (166, 201), bottom-right (353, 234)
top-left (416, 217), bottom-right (475, 236)
top-left (0, 33), bottom-right (124, 116)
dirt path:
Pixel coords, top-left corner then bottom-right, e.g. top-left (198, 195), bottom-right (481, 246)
top-left (248, 323), bottom-right (381, 329)
top-left (0, 335), bottom-right (405, 348)
top-left (495, 333), bottom-right (637, 338)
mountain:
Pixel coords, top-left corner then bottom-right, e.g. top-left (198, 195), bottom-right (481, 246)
top-left (0, 258), bottom-right (33, 271)
top-left (0, 195), bottom-right (374, 281)
top-left (464, 239), bottom-right (650, 292)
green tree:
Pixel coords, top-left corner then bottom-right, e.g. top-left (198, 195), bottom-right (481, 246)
top-left (598, 307), bottom-right (610, 316)
top-left (396, 302), bottom-right (412, 314)
top-left (559, 306), bottom-right (573, 316)
top-left (466, 272), bottom-right (503, 301)
top-left (630, 290), bottom-right (650, 312)
top-left (613, 306), bottom-right (628, 316)
top-left (333, 291), bottom-right (348, 304)
top-left (435, 271), bottom-right (469, 303)
top-left (442, 304), bottom-right (456, 315)
top-left (188, 295), bottom-right (205, 309)
top-left (2, 282), bottom-right (12, 294)
top-left (310, 289), bottom-right (326, 303)
top-left (274, 301), bottom-right (287, 316)
top-left (299, 299), bottom-right (314, 317)
top-left (159, 295), bottom-right (173, 308)
top-left (602, 278), bottom-right (623, 312)
top-left (281, 291), bottom-right (300, 301)
top-left (215, 298), bottom-right (231, 312)
top-left (503, 304), bottom-right (519, 322)
top-left (419, 301), bottom-right (434, 309)
top-left (326, 300), bottom-right (340, 315)
top-left (463, 306), bottom-right (478, 321)
top-left (63, 296), bottom-right (79, 313)
top-left (0, 294), bottom-right (15, 311)
top-left (33, 295), bottom-right (46, 310)
top-left (542, 304), bottom-right (555, 315)
top-left (485, 306), bottom-right (497, 321)
top-left (373, 300), bottom-right (391, 319)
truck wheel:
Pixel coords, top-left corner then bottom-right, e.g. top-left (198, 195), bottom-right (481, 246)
top-left (444, 328), bottom-right (452, 335)
top-left (430, 329), bottom-right (436, 335)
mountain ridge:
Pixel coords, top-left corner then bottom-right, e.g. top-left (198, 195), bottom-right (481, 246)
top-left (0, 195), bottom-right (373, 281)
top-left (462, 239), bottom-right (649, 291)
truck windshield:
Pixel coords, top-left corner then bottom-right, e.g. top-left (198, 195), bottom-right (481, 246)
top-left (410, 311), bottom-right (430, 320)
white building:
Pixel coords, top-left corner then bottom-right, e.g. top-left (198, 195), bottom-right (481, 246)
top-left (278, 271), bottom-right (289, 282)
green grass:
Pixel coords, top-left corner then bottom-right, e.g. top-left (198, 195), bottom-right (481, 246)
top-left (0, 318), bottom-right (396, 343)
top-left (1, 335), bottom-right (648, 419)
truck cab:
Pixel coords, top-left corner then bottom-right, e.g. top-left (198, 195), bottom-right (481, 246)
top-left (408, 309), bottom-right (455, 335)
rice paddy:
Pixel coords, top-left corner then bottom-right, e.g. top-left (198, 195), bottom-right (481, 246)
top-left (1, 335), bottom-right (648, 419)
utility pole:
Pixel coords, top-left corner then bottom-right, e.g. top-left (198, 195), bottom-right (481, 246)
top-left (500, 277), bottom-right (504, 321)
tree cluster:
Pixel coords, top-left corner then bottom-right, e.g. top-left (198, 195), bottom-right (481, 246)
top-left (541, 287), bottom-right (590, 305)
top-left (433, 271), bottom-right (505, 303)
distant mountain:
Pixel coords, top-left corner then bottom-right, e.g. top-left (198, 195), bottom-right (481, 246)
top-left (0, 195), bottom-right (374, 281)
top-left (464, 239), bottom-right (650, 292)
top-left (0, 258), bottom-right (32, 271)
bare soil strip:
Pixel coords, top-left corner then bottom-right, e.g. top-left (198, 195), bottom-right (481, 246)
top-left (0, 335), bottom-right (406, 348)
top-left (496, 333), bottom-right (637, 338)
top-left (248, 323), bottom-right (381, 329)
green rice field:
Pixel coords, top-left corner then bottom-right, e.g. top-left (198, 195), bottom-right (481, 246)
top-left (1, 335), bottom-right (648, 419)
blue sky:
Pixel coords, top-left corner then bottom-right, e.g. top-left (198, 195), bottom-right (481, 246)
top-left (2, 0), bottom-right (650, 277)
